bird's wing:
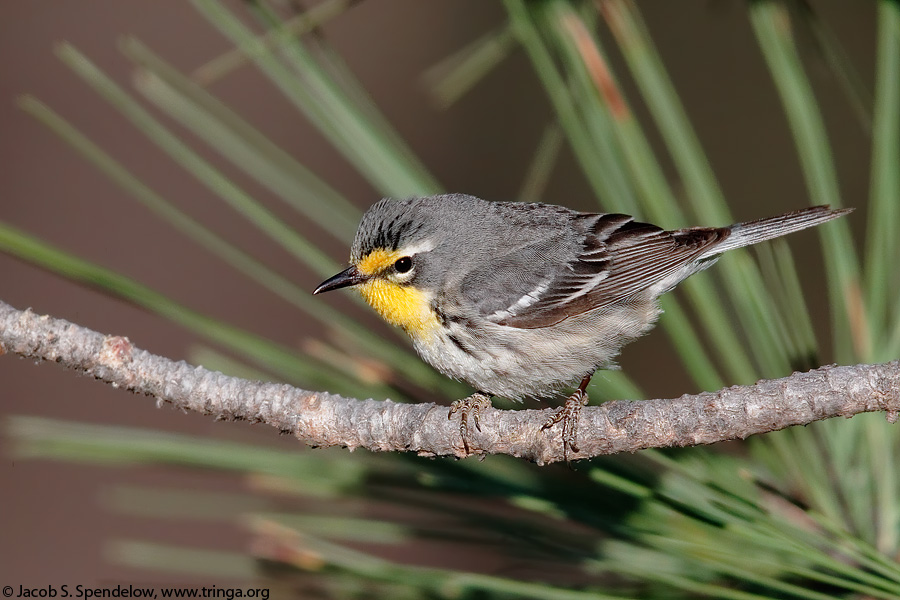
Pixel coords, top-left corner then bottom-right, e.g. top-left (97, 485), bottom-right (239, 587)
top-left (469, 213), bottom-right (728, 329)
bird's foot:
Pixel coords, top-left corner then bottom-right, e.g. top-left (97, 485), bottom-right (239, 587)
top-left (541, 388), bottom-right (589, 460)
top-left (448, 392), bottom-right (492, 455)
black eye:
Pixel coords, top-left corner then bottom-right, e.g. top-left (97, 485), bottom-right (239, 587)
top-left (394, 256), bottom-right (412, 273)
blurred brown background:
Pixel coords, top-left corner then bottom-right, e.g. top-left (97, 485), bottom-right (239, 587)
top-left (1, 0), bottom-right (873, 586)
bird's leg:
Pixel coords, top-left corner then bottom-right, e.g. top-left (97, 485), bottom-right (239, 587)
top-left (448, 392), bottom-right (492, 454)
top-left (542, 374), bottom-right (592, 460)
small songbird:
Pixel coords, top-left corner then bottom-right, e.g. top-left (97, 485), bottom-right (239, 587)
top-left (314, 194), bottom-right (851, 455)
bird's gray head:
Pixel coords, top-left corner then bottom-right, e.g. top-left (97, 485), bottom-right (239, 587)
top-left (313, 194), bottom-right (496, 337)
top-left (350, 194), bottom-right (499, 291)
top-left (314, 194), bottom-right (492, 299)
top-left (351, 197), bottom-right (443, 262)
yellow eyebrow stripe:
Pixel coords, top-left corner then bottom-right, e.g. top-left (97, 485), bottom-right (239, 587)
top-left (353, 248), bottom-right (439, 339)
top-left (356, 249), bottom-right (401, 276)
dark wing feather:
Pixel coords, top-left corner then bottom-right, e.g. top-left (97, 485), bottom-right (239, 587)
top-left (492, 214), bottom-right (729, 329)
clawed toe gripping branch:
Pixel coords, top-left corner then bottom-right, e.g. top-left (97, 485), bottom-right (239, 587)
top-left (448, 392), bottom-right (493, 455)
top-left (1, 300), bottom-right (898, 465)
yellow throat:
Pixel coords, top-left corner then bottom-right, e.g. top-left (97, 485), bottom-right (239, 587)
top-left (355, 249), bottom-right (438, 339)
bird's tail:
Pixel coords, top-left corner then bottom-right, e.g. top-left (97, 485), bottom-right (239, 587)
top-left (711, 205), bottom-right (852, 254)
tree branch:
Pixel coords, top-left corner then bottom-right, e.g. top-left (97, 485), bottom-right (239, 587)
top-left (1, 299), bottom-right (897, 465)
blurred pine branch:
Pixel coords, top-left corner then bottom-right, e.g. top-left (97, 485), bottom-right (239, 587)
top-left (2, 1), bottom-right (898, 598)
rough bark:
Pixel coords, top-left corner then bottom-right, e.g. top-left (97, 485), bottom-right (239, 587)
top-left (1, 300), bottom-right (897, 465)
